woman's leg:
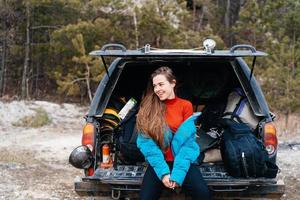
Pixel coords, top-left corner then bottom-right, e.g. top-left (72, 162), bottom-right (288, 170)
top-left (140, 165), bottom-right (164, 200)
top-left (182, 164), bottom-right (211, 200)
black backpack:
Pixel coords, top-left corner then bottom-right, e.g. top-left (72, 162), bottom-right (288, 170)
top-left (198, 101), bottom-right (227, 132)
top-left (196, 101), bottom-right (227, 163)
top-left (115, 106), bottom-right (144, 164)
top-left (220, 119), bottom-right (278, 178)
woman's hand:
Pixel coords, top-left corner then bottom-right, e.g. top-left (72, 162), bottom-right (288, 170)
top-left (170, 181), bottom-right (179, 189)
top-left (162, 174), bottom-right (172, 188)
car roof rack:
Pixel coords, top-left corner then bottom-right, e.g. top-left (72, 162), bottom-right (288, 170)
top-left (90, 43), bottom-right (267, 58)
top-left (90, 41), bottom-right (267, 82)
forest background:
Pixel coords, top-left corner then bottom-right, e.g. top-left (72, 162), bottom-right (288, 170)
top-left (0, 0), bottom-right (299, 127)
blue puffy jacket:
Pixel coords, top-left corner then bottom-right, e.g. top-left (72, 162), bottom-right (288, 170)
top-left (136, 112), bottom-right (201, 186)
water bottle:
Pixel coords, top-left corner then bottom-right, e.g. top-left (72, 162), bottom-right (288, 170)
top-left (118, 98), bottom-right (137, 120)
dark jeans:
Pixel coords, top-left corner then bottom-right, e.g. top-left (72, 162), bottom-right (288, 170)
top-left (140, 162), bottom-right (211, 200)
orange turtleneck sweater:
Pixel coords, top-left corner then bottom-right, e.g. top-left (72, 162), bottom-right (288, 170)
top-left (164, 96), bottom-right (193, 161)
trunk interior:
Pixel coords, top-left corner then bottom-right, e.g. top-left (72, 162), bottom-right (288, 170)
top-left (113, 59), bottom-right (239, 105)
top-left (93, 59), bottom-right (268, 177)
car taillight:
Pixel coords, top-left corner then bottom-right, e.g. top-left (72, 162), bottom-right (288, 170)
top-left (82, 123), bottom-right (95, 150)
top-left (87, 167), bottom-right (94, 176)
top-left (264, 123), bottom-right (278, 155)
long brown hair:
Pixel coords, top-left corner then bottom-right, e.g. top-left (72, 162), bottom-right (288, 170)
top-left (136, 66), bottom-right (176, 149)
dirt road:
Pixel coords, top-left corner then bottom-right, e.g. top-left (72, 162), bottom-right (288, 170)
top-left (0, 101), bottom-right (299, 199)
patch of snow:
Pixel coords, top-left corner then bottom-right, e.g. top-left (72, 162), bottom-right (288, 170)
top-left (0, 101), bottom-right (35, 125)
top-left (0, 100), bottom-right (88, 127)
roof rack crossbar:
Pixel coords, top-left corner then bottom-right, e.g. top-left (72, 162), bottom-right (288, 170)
top-left (230, 45), bottom-right (256, 53)
top-left (101, 43), bottom-right (127, 52)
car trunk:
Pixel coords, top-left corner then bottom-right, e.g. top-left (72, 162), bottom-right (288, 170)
top-left (75, 58), bottom-right (284, 199)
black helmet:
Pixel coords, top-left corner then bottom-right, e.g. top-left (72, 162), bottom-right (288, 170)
top-left (69, 145), bottom-right (93, 169)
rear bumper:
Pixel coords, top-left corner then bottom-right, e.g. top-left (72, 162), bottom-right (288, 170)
top-left (209, 179), bottom-right (285, 199)
top-left (75, 178), bottom-right (285, 199)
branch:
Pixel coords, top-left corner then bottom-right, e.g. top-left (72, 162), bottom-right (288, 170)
top-left (30, 25), bottom-right (62, 30)
top-left (68, 77), bottom-right (86, 85)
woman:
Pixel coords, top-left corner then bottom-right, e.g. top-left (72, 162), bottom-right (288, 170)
top-left (136, 66), bottom-right (211, 200)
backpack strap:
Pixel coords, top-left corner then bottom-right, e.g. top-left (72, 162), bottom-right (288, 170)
top-left (241, 152), bottom-right (249, 178)
top-left (232, 97), bottom-right (248, 122)
top-left (235, 98), bottom-right (248, 115)
top-left (223, 111), bottom-right (243, 123)
top-left (129, 126), bottom-right (138, 143)
top-left (234, 87), bottom-right (246, 97)
top-left (222, 93), bottom-right (248, 123)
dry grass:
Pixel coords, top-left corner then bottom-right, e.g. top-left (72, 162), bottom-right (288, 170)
top-left (12, 107), bottom-right (52, 128)
top-left (0, 148), bottom-right (40, 165)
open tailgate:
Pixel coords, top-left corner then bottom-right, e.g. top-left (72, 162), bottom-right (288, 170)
top-left (75, 164), bottom-right (285, 199)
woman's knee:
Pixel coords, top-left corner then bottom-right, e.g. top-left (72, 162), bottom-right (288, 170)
top-left (140, 166), bottom-right (164, 200)
top-left (183, 165), bottom-right (211, 199)
top-left (192, 183), bottom-right (211, 198)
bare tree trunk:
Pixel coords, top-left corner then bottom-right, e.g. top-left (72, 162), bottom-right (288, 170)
top-left (85, 63), bottom-right (92, 103)
top-left (0, 0), bottom-right (7, 96)
top-left (284, 30), bottom-right (296, 130)
top-left (0, 32), bottom-right (7, 97)
top-left (133, 8), bottom-right (139, 49)
top-left (155, 35), bottom-right (161, 48)
top-left (285, 53), bottom-right (291, 130)
top-left (223, 0), bottom-right (243, 46)
top-left (21, 1), bottom-right (30, 99)
top-left (291, 30), bottom-right (296, 77)
top-left (34, 58), bottom-right (39, 98)
top-left (224, 0), bottom-right (231, 29)
top-left (197, 5), bottom-right (205, 31)
top-left (284, 111), bottom-right (289, 131)
top-left (192, 0), bottom-right (196, 31)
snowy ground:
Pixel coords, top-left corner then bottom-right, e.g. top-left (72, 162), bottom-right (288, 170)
top-left (0, 101), bottom-right (87, 200)
top-left (0, 100), bottom-right (299, 199)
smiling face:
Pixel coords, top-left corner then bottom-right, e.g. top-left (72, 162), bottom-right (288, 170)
top-left (152, 74), bottom-right (176, 101)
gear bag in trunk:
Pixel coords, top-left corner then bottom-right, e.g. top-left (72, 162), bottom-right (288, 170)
top-left (222, 88), bottom-right (259, 130)
top-left (220, 120), bottom-right (278, 178)
top-left (115, 105), bottom-right (144, 164)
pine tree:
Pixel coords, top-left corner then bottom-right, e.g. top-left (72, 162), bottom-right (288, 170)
top-left (57, 33), bottom-right (103, 103)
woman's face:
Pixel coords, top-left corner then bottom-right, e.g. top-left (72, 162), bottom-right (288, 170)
top-left (152, 74), bottom-right (175, 101)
